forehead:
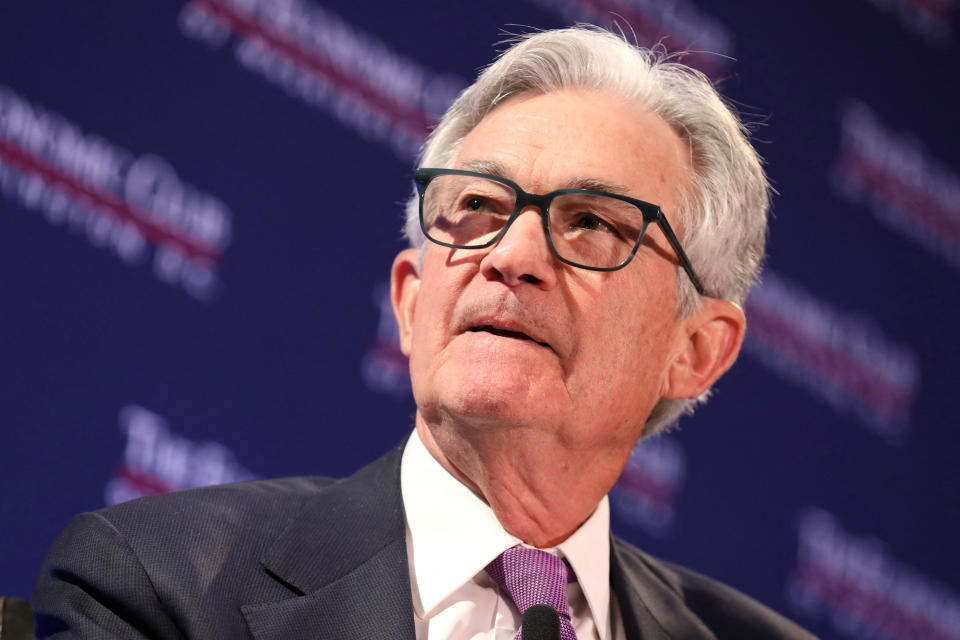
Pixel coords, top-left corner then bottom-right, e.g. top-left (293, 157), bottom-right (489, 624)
top-left (454, 90), bottom-right (692, 212)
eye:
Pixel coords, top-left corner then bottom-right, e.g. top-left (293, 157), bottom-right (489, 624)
top-left (573, 212), bottom-right (618, 234)
top-left (458, 192), bottom-right (511, 216)
top-left (463, 196), bottom-right (488, 212)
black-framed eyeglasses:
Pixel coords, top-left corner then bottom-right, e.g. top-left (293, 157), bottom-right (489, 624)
top-left (414, 168), bottom-right (705, 295)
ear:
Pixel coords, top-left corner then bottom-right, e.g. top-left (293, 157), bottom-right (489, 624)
top-left (662, 298), bottom-right (746, 400)
top-left (391, 248), bottom-right (422, 357)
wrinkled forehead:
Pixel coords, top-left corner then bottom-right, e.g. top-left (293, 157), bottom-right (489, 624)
top-left (451, 89), bottom-right (692, 218)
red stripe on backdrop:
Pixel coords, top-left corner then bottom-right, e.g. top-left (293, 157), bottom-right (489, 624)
top-left (907, 0), bottom-right (953, 21)
top-left (795, 560), bottom-right (958, 640)
top-left (746, 301), bottom-right (912, 423)
top-left (0, 136), bottom-right (220, 264)
top-left (115, 465), bottom-right (177, 497)
top-left (194, 0), bottom-right (433, 140)
top-left (839, 150), bottom-right (960, 250)
top-left (615, 466), bottom-right (675, 507)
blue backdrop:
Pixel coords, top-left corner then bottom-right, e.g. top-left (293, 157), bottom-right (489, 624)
top-left (3, 2), bottom-right (959, 638)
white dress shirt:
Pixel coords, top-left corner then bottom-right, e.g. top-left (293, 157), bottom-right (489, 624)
top-left (401, 429), bottom-right (625, 640)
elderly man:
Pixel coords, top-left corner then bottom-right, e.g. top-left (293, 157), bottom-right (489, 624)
top-left (33, 27), bottom-right (814, 639)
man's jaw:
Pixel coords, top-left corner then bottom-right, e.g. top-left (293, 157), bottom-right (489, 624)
top-left (414, 415), bottom-right (594, 548)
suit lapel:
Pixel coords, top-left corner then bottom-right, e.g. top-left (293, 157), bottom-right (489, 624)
top-left (241, 537), bottom-right (413, 640)
top-left (610, 537), bottom-right (717, 640)
top-left (242, 441), bottom-right (416, 640)
top-left (611, 536), bottom-right (673, 640)
top-left (243, 441), bottom-right (721, 640)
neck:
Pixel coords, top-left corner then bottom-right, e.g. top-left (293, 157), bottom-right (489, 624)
top-left (414, 415), bottom-right (620, 548)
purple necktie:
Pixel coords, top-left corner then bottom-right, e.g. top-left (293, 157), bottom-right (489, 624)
top-left (485, 545), bottom-right (578, 640)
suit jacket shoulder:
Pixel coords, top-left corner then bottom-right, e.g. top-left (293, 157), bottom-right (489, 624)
top-left (34, 440), bottom-right (813, 640)
top-left (32, 475), bottom-right (333, 639)
top-left (32, 442), bottom-right (414, 640)
top-left (610, 536), bottom-right (818, 639)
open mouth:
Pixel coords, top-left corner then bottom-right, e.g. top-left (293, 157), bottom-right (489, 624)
top-left (468, 325), bottom-right (550, 348)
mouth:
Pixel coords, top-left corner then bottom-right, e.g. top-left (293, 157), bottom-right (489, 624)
top-left (467, 324), bottom-right (551, 349)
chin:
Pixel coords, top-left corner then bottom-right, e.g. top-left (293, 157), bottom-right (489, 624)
top-left (445, 386), bottom-right (528, 425)
top-left (436, 375), bottom-right (553, 430)
top-left (411, 350), bottom-right (562, 428)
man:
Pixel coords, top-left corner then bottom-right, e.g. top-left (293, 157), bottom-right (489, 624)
top-left (33, 27), bottom-right (815, 639)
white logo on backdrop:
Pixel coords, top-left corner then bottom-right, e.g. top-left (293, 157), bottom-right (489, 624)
top-left (178, 0), bottom-right (464, 159)
top-left (743, 269), bottom-right (920, 444)
top-left (361, 281), bottom-right (411, 397)
top-left (788, 508), bottom-right (960, 640)
top-left (833, 100), bottom-right (960, 271)
top-left (104, 405), bottom-right (255, 505)
top-left (0, 86), bottom-right (233, 300)
top-left (609, 435), bottom-right (687, 536)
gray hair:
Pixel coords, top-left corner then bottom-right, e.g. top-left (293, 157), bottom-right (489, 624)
top-left (403, 26), bottom-right (770, 437)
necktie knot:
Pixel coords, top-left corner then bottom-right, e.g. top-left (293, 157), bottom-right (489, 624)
top-left (485, 546), bottom-right (578, 639)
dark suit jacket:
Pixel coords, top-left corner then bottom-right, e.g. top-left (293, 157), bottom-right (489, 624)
top-left (32, 442), bottom-right (815, 639)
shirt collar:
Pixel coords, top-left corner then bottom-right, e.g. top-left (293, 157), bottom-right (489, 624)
top-left (556, 490), bottom-right (611, 640)
top-left (401, 429), bottom-right (612, 639)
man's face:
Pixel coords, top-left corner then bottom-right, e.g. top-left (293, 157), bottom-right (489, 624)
top-left (396, 89), bottom-right (694, 465)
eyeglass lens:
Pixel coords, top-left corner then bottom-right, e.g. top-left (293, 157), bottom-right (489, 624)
top-left (421, 173), bottom-right (648, 270)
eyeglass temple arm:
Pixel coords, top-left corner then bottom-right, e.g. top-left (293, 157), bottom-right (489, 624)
top-left (655, 212), bottom-right (706, 296)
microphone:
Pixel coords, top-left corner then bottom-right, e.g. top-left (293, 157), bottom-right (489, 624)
top-left (0, 597), bottom-right (35, 640)
top-left (521, 604), bottom-right (560, 640)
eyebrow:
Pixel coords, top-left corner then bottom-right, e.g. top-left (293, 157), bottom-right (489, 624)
top-left (460, 159), bottom-right (634, 197)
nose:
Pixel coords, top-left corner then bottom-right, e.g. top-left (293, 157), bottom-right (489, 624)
top-left (479, 208), bottom-right (558, 289)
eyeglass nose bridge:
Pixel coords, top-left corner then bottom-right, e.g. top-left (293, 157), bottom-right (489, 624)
top-left (498, 187), bottom-right (652, 276)
top-left (495, 190), bottom-right (555, 243)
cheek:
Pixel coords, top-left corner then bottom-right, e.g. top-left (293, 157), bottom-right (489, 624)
top-left (407, 302), bottom-right (448, 418)
top-left (409, 295), bottom-right (446, 370)
top-left (574, 280), bottom-right (677, 394)
top-left (406, 268), bottom-right (468, 385)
